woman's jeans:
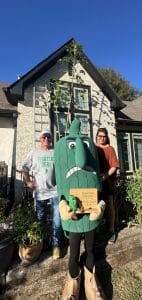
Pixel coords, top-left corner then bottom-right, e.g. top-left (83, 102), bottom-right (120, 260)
top-left (36, 197), bottom-right (61, 247)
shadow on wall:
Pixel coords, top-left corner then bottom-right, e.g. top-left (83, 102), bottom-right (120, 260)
top-left (14, 179), bottom-right (33, 204)
top-left (0, 161), bottom-right (8, 198)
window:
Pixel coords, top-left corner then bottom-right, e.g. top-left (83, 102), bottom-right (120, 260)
top-left (74, 87), bottom-right (89, 110)
top-left (55, 85), bottom-right (71, 108)
top-left (117, 133), bottom-right (132, 172)
top-left (54, 112), bottom-right (70, 138)
top-left (51, 81), bottom-right (91, 140)
top-left (133, 134), bottom-right (142, 169)
top-left (75, 114), bottom-right (90, 135)
top-left (117, 132), bottom-right (142, 173)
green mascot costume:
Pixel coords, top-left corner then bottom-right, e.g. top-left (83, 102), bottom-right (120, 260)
top-left (55, 119), bottom-right (106, 300)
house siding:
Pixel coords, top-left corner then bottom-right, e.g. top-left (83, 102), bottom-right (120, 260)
top-left (15, 60), bottom-right (118, 201)
top-left (117, 122), bottom-right (142, 132)
top-left (0, 117), bottom-right (15, 178)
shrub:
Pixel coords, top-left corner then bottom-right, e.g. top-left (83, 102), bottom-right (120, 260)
top-left (0, 198), bottom-right (10, 221)
top-left (11, 200), bottom-right (45, 246)
top-left (114, 175), bottom-right (135, 227)
top-left (126, 168), bottom-right (142, 225)
top-left (0, 198), bottom-right (13, 239)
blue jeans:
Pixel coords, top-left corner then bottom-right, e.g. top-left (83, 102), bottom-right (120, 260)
top-left (36, 197), bottom-right (61, 247)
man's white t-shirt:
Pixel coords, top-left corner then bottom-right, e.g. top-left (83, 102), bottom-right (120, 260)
top-left (22, 148), bottom-right (57, 200)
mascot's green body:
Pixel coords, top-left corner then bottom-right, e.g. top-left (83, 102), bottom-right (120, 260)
top-left (55, 119), bottom-right (102, 233)
top-left (54, 119), bottom-right (106, 300)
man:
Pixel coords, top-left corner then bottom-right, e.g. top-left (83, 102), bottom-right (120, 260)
top-left (22, 129), bottom-right (61, 259)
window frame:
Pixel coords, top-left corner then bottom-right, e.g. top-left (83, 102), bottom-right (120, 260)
top-left (117, 132), bottom-right (133, 173)
top-left (117, 131), bottom-right (142, 173)
top-left (51, 80), bottom-right (92, 141)
top-left (132, 133), bottom-right (142, 169)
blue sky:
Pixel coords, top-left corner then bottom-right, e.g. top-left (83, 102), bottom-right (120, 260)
top-left (0, 0), bottom-right (142, 90)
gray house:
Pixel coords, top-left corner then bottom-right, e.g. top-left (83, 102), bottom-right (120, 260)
top-left (0, 82), bottom-right (18, 196)
top-left (116, 96), bottom-right (142, 174)
top-left (2, 38), bottom-right (140, 200)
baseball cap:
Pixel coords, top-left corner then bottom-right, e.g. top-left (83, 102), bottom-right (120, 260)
top-left (39, 130), bottom-right (52, 137)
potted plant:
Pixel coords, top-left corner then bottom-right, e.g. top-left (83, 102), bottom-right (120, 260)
top-left (12, 200), bottom-right (45, 264)
top-left (0, 198), bottom-right (15, 294)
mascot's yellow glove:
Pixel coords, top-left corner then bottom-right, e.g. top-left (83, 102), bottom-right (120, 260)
top-left (89, 200), bottom-right (106, 221)
top-left (59, 200), bottom-right (74, 220)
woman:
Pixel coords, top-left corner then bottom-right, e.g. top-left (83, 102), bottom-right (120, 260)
top-left (96, 128), bottom-right (119, 244)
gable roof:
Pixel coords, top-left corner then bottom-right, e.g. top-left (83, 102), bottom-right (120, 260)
top-left (4, 38), bottom-right (125, 111)
top-left (0, 82), bottom-right (17, 116)
top-left (116, 96), bottom-right (142, 123)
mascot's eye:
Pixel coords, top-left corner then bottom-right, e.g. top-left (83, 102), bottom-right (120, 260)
top-left (68, 141), bottom-right (76, 149)
top-left (83, 141), bottom-right (89, 148)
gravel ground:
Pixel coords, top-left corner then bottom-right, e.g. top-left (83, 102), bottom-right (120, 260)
top-left (0, 226), bottom-right (142, 300)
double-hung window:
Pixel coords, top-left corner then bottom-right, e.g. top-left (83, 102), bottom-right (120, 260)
top-left (51, 81), bottom-right (91, 140)
top-left (133, 134), bottom-right (142, 169)
top-left (117, 132), bottom-right (142, 173)
top-left (117, 133), bottom-right (132, 172)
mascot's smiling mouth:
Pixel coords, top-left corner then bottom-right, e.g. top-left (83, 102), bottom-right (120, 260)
top-left (66, 166), bottom-right (96, 179)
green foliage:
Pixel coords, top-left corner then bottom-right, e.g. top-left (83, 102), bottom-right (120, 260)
top-left (0, 198), bottom-right (14, 239)
top-left (23, 221), bottom-right (44, 246)
top-left (50, 79), bottom-right (71, 107)
top-left (99, 67), bottom-right (141, 101)
top-left (0, 198), bottom-right (7, 222)
top-left (12, 200), bottom-right (45, 246)
top-left (114, 175), bottom-right (135, 225)
top-left (126, 169), bottom-right (142, 225)
top-left (63, 40), bottom-right (87, 81)
top-left (49, 41), bottom-right (87, 138)
top-left (115, 170), bottom-right (142, 226)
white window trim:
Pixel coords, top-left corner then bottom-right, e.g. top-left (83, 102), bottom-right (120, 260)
top-left (73, 87), bottom-right (89, 111)
top-left (118, 132), bottom-right (133, 173)
top-left (132, 133), bottom-right (142, 170)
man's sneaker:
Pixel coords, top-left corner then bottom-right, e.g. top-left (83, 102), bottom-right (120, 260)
top-left (108, 232), bottom-right (116, 244)
top-left (52, 246), bottom-right (60, 260)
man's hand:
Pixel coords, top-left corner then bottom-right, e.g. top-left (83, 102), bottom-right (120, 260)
top-left (26, 180), bottom-right (36, 189)
top-left (22, 172), bottom-right (36, 190)
top-left (89, 200), bottom-right (106, 221)
top-left (59, 200), bottom-right (78, 220)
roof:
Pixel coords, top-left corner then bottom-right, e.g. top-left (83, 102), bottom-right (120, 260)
top-left (0, 82), bottom-right (17, 114)
top-left (4, 38), bottom-right (124, 111)
top-left (117, 96), bottom-right (142, 122)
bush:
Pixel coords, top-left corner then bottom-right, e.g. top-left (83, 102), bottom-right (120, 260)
top-left (126, 168), bottom-right (142, 225)
top-left (11, 200), bottom-right (45, 246)
top-left (114, 175), bottom-right (135, 227)
top-left (0, 198), bottom-right (14, 239)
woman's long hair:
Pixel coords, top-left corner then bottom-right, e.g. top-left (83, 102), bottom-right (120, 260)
top-left (96, 128), bottom-right (110, 144)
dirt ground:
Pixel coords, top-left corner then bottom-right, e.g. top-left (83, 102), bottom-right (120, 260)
top-left (0, 226), bottom-right (142, 300)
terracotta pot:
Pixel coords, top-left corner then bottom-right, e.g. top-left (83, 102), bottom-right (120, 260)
top-left (19, 242), bottom-right (43, 263)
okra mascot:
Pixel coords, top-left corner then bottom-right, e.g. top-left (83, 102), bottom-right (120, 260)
top-left (55, 119), bottom-right (106, 300)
